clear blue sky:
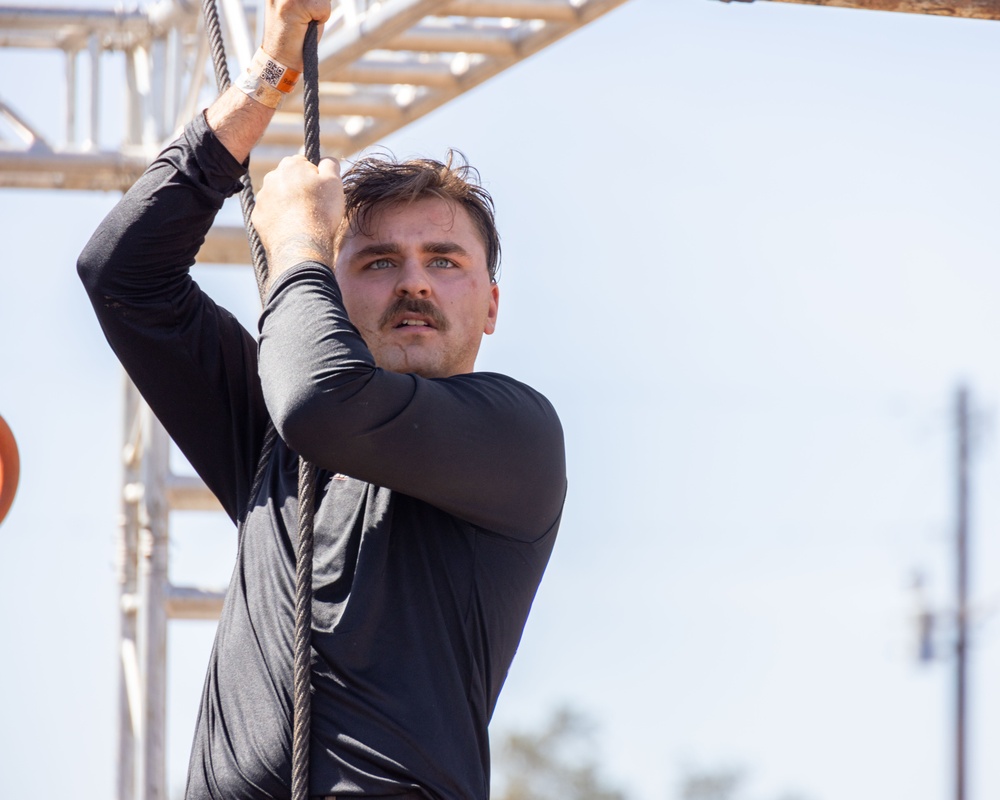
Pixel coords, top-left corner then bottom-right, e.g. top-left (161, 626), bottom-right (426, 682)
top-left (3, 2), bottom-right (1000, 799)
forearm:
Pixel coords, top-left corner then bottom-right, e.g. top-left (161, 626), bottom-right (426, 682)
top-left (205, 92), bottom-right (342, 291)
top-left (205, 0), bottom-right (332, 163)
top-left (205, 85), bottom-right (276, 164)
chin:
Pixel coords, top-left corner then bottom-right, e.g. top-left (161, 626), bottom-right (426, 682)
top-left (373, 352), bottom-right (441, 378)
top-left (372, 343), bottom-right (474, 379)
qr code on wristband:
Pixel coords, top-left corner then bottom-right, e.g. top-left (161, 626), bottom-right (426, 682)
top-left (260, 59), bottom-right (283, 86)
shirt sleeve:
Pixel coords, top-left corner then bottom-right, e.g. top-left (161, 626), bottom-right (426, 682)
top-left (77, 112), bottom-right (268, 523)
top-left (259, 262), bottom-right (567, 541)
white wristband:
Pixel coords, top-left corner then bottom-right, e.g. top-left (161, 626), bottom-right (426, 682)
top-left (235, 72), bottom-right (284, 109)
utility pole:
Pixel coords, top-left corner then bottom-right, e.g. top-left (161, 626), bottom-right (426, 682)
top-left (915, 386), bottom-right (980, 800)
top-left (955, 385), bottom-right (970, 800)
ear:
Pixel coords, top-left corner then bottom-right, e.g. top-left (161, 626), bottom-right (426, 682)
top-left (483, 283), bottom-right (499, 335)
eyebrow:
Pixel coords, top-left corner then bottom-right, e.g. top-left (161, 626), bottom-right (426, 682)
top-left (424, 241), bottom-right (471, 258)
top-left (348, 243), bottom-right (401, 263)
top-left (348, 241), bottom-right (472, 264)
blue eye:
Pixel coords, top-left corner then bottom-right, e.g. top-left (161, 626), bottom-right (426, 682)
top-left (367, 258), bottom-right (394, 270)
top-left (430, 257), bottom-right (455, 268)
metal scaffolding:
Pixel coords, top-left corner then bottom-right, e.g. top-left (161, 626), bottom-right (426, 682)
top-left (0, 2), bottom-right (630, 799)
top-left (0, 0), bottom-right (630, 195)
top-left (6, 0), bottom-right (994, 798)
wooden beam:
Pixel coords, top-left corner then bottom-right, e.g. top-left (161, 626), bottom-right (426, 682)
top-left (728, 0), bottom-right (1000, 20)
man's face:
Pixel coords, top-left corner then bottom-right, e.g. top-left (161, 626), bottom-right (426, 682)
top-left (334, 196), bottom-right (499, 378)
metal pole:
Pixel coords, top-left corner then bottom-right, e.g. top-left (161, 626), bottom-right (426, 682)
top-left (65, 47), bottom-right (77, 147)
top-left (955, 385), bottom-right (970, 800)
top-left (117, 378), bottom-right (142, 800)
top-left (87, 32), bottom-right (100, 150)
top-left (136, 406), bottom-right (169, 800)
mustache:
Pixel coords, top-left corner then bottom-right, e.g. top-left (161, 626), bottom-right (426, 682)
top-left (378, 297), bottom-right (449, 332)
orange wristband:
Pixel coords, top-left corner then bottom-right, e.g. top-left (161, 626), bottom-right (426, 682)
top-left (251, 48), bottom-right (301, 94)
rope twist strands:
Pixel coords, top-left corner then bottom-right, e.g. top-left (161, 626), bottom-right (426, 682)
top-left (200, 0), bottom-right (229, 94)
top-left (291, 455), bottom-right (318, 800)
top-left (237, 180), bottom-right (272, 302)
top-left (291, 22), bottom-right (321, 800)
top-left (302, 22), bottom-right (321, 167)
top-left (200, 5), bottom-right (321, 800)
top-left (200, 0), bottom-right (272, 302)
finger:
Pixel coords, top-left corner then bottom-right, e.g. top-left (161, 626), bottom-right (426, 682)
top-left (318, 157), bottom-right (342, 178)
top-left (279, 154), bottom-right (309, 169)
top-left (273, 155), bottom-right (315, 182)
top-left (309, 0), bottom-right (332, 24)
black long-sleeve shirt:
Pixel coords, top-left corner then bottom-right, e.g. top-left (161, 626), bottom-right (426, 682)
top-left (78, 112), bottom-right (566, 800)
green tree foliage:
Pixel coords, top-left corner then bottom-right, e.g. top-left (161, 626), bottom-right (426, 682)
top-left (679, 767), bottom-right (745, 800)
top-left (678, 766), bottom-right (812, 800)
top-left (491, 706), bottom-right (628, 800)
top-left (491, 707), bottom-right (814, 800)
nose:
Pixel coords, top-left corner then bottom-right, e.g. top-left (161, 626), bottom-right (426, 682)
top-left (394, 258), bottom-right (431, 298)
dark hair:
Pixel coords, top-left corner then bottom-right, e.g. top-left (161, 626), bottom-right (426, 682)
top-left (339, 149), bottom-right (501, 283)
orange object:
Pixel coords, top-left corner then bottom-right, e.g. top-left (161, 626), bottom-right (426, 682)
top-left (252, 48), bottom-right (301, 93)
top-left (0, 414), bottom-right (19, 526)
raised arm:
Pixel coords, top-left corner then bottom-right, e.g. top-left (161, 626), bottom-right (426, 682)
top-left (259, 263), bottom-right (567, 541)
top-left (77, 114), bottom-right (266, 521)
top-left (77, 0), bottom-right (333, 520)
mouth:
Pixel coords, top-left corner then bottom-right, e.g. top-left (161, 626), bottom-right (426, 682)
top-left (380, 299), bottom-right (448, 332)
top-left (393, 316), bottom-right (436, 330)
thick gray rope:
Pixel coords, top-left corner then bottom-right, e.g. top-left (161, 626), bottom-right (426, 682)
top-left (200, 0), bottom-right (228, 94)
top-left (200, 5), bottom-right (320, 800)
top-left (291, 21), bottom-right (320, 800)
top-left (291, 454), bottom-right (317, 800)
top-left (302, 22), bottom-right (321, 166)
top-left (200, 0), bottom-right (270, 300)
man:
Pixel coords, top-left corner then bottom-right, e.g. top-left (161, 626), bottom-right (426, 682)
top-left (78, 0), bottom-right (566, 798)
